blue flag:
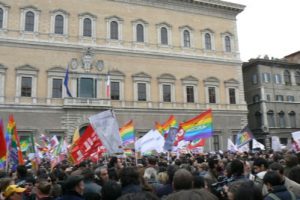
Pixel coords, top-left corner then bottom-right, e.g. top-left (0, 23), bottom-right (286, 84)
top-left (64, 67), bottom-right (72, 97)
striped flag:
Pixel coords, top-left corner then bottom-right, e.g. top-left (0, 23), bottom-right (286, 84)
top-left (0, 119), bottom-right (7, 168)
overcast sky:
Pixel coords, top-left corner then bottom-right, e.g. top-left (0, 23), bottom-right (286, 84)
top-left (227, 0), bottom-right (300, 61)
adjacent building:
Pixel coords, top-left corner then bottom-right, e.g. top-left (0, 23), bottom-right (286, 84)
top-left (0, 0), bottom-right (246, 151)
top-left (242, 54), bottom-right (300, 148)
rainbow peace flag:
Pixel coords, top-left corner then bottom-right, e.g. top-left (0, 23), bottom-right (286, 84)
top-left (119, 120), bottom-right (135, 146)
top-left (182, 109), bottom-right (213, 141)
top-left (155, 115), bottom-right (178, 136)
top-left (235, 126), bottom-right (253, 148)
top-left (0, 119), bottom-right (7, 168)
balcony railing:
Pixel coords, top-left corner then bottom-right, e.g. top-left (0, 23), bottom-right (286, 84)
top-left (0, 96), bottom-right (247, 111)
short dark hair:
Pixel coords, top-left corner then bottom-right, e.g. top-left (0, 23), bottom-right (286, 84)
top-left (230, 159), bottom-right (244, 177)
top-left (229, 180), bottom-right (263, 200)
top-left (173, 169), bottom-right (193, 191)
top-left (120, 167), bottom-right (140, 187)
top-left (117, 191), bottom-right (159, 200)
top-left (263, 171), bottom-right (283, 186)
top-left (207, 157), bottom-right (219, 169)
top-left (269, 162), bottom-right (284, 175)
top-left (16, 165), bottom-right (27, 178)
top-left (102, 180), bottom-right (122, 200)
top-left (193, 175), bottom-right (205, 189)
top-left (253, 158), bottom-right (268, 169)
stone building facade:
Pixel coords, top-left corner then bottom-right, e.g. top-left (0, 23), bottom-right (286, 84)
top-left (0, 0), bottom-right (246, 151)
top-left (242, 55), bottom-right (300, 148)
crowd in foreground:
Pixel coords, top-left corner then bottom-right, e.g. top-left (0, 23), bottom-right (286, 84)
top-left (0, 150), bottom-right (300, 200)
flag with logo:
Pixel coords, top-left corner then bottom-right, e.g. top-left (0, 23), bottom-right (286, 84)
top-left (187, 138), bottom-right (206, 150)
top-left (235, 126), bottom-right (253, 148)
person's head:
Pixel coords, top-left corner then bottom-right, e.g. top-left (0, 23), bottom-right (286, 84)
top-left (207, 157), bottom-right (219, 170)
top-left (227, 180), bottom-right (263, 200)
top-left (269, 162), bottom-right (284, 180)
top-left (263, 171), bottom-right (283, 191)
top-left (24, 176), bottom-right (35, 195)
top-left (285, 155), bottom-right (298, 168)
top-left (3, 185), bottom-right (26, 200)
top-left (288, 166), bottom-right (300, 184)
top-left (230, 159), bottom-right (244, 178)
top-left (35, 181), bottom-right (52, 199)
top-left (253, 158), bottom-right (268, 174)
top-left (116, 191), bottom-right (159, 200)
top-left (157, 172), bottom-right (168, 185)
top-left (16, 166), bottom-right (27, 179)
top-left (101, 180), bottom-right (122, 200)
top-left (173, 169), bottom-right (193, 191)
top-left (98, 167), bottom-right (109, 183)
top-left (82, 168), bottom-right (95, 182)
top-left (120, 167), bottom-right (140, 187)
top-left (147, 157), bottom-right (157, 167)
top-left (64, 175), bottom-right (84, 195)
top-left (193, 175), bottom-right (205, 189)
top-left (165, 189), bottom-right (218, 200)
top-left (167, 165), bottom-right (178, 184)
top-left (143, 167), bottom-right (157, 181)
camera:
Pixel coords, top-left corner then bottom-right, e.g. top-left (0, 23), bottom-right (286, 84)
top-left (211, 176), bottom-right (235, 199)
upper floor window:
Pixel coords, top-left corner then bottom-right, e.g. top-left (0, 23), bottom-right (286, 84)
top-left (110, 21), bottom-right (118, 40)
top-left (83, 18), bottom-right (92, 37)
top-left (21, 77), bottom-right (32, 97)
top-left (267, 110), bottom-right (275, 127)
top-left (161, 27), bottom-right (168, 45)
top-left (225, 36), bottom-right (231, 52)
top-left (77, 78), bottom-right (96, 98)
top-left (137, 83), bottom-right (147, 101)
top-left (163, 84), bottom-right (171, 102)
top-left (295, 71), bottom-right (300, 85)
top-left (186, 86), bottom-right (194, 103)
top-left (111, 81), bottom-right (120, 100)
top-left (253, 95), bottom-right (260, 103)
top-left (25, 11), bottom-right (35, 32)
top-left (278, 111), bottom-right (285, 128)
top-left (255, 111), bottom-right (262, 128)
top-left (289, 111), bottom-right (296, 128)
top-left (274, 74), bottom-right (282, 84)
top-left (276, 95), bottom-right (284, 101)
top-left (229, 88), bottom-right (236, 104)
top-left (208, 87), bottom-right (216, 103)
top-left (266, 94), bottom-right (271, 101)
top-left (252, 74), bottom-right (258, 84)
top-left (284, 70), bottom-right (291, 85)
top-left (287, 95), bottom-right (295, 102)
top-left (213, 135), bottom-right (220, 151)
top-left (262, 73), bottom-right (271, 83)
top-left (0, 8), bottom-right (3, 29)
top-left (205, 33), bottom-right (212, 50)
top-left (136, 24), bottom-right (144, 43)
top-left (183, 30), bottom-right (191, 48)
top-left (52, 78), bottom-right (62, 98)
top-left (54, 15), bottom-right (64, 34)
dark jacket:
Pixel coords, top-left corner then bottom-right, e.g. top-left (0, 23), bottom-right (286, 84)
top-left (56, 191), bottom-right (85, 200)
top-left (122, 184), bottom-right (142, 195)
top-left (264, 185), bottom-right (297, 200)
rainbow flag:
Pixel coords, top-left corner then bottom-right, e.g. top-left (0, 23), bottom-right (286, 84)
top-left (0, 119), bottom-right (7, 168)
top-left (119, 120), bottom-right (135, 146)
top-left (235, 126), bottom-right (253, 148)
top-left (7, 115), bottom-right (24, 170)
top-left (155, 115), bottom-right (178, 136)
top-left (182, 109), bottom-right (213, 141)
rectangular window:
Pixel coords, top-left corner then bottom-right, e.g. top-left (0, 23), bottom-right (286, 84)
top-left (111, 81), bottom-right (120, 100)
top-left (186, 86), bottom-right (194, 103)
top-left (276, 95), bottom-right (284, 101)
top-left (229, 88), bottom-right (236, 104)
top-left (208, 87), bottom-right (216, 103)
top-left (137, 83), bottom-right (146, 101)
top-left (77, 78), bottom-right (96, 98)
top-left (52, 79), bottom-right (62, 98)
top-left (263, 73), bottom-right (271, 83)
top-left (266, 94), bottom-right (271, 101)
top-left (274, 74), bottom-right (282, 84)
top-left (21, 77), bottom-right (32, 97)
top-left (213, 135), bottom-right (219, 151)
top-left (163, 84), bottom-right (171, 102)
top-left (287, 95), bottom-right (295, 102)
top-left (252, 74), bottom-right (258, 84)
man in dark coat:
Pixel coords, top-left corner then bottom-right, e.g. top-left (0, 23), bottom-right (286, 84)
top-left (58, 176), bottom-right (85, 200)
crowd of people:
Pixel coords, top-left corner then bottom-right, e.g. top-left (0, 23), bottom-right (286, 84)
top-left (0, 149), bottom-right (300, 200)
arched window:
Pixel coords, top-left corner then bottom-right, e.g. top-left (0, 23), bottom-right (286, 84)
top-left (284, 70), bottom-right (291, 85)
top-left (183, 30), bottom-right (190, 47)
top-left (0, 8), bottom-right (3, 29)
top-left (295, 71), bottom-right (300, 85)
top-left (136, 24), bottom-right (144, 42)
top-left (160, 27), bottom-right (168, 45)
top-left (110, 21), bottom-right (118, 40)
top-left (25, 11), bottom-right (35, 32)
top-left (278, 111), bottom-right (285, 128)
top-left (255, 111), bottom-right (262, 128)
top-left (54, 15), bottom-right (64, 34)
top-left (83, 18), bottom-right (92, 37)
top-left (289, 111), bottom-right (296, 128)
top-left (225, 36), bottom-right (231, 52)
top-left (253, 95), bottom-right (260, 103)
top-left (267, 110), bottom-right (275, 127)
top-left (205, 33), bottom-right (212, 50)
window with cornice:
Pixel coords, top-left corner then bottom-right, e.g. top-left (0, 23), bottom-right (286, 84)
top-left (289, 111), bottom-right (296, 128)
top-left (201, 29), bottom-right (215, 51)
top-left (157, 23), bottom-right (172, 46)
top-left (161, 27), bottom-right (168, 45)
top-left (16, 65), bottom-right (38, 102)
top-left (183, 30), bottom-right (191, 48)
top-left (0, 64), bottom-right (6, 102)
top-left (50, 10), bottom-right (69, 36)
top-left (186, 86), bottom-right (194, 103)
top-left (111, 21), bottom-right (118, 40)
top-left (181, 75), bottom-right (198, 103)
top-left (79, 13), bottom-right (96, 39)
top-left (205, 33), bottom-right (212, 50)
top-left (204, 77), bottom-right (220, 104)
top-left (47, 67), bottom-right (66, 100)
top-left (278, 111), bottom-right (285, 128)
top-left (225, 36), bottom-right (231, 52)
top-left (20, 6), bottom-right (40, 33)
top-left (158, 73), bottom-right (176, 103)
top-left (54, 15), bottom-right (64, 35)
top-left (0, 3), bottom-right (9, 31)
top-left (136, 24), bottom-right (144, 42)
top-left (284, 70), bottom-right (291, 85)
top-left (83, 18), bottom-right (92, 37)
top-left (267, 110), bottom-right (275, 127)
top-left (106, 16), bottom-right (123, 41)
top-left (52, 79), bottom-right (62, 98)
top-left (132, 72), bottom-right (151, 102)
top-left (221, 32), bottom-right (234, 53)
top-left (132, 19), bottom-right (148, 44)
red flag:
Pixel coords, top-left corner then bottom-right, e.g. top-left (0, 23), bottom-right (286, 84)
top-left (173, 128), bottom-right (185, 146)
top-left (0, 119), bottom-right (7, 161)
top-left (187, 138), bottom-right (206, 150)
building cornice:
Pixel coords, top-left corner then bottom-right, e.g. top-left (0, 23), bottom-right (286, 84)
top-left (0, 38), bottom-right (242, 66)
top-left (108, 0), bottom-right (245, 20)
top-left (243, 58), bottom-right (300, 69)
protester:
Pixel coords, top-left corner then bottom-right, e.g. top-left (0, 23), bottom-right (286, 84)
top-left (35, 181), bottom-right (53, 200)
top-left (3, 185), bottom-right (26, 200)
top-left (81, 168), bottom-right (102, 200)
top-left (119, 167), bottom-right (142, 194)
top-left (59, 175), bottom-right (85, 200)
top-left (288, 166), bottom-right (300, 184)
top-left (172, 169), bottom-right (193, 191)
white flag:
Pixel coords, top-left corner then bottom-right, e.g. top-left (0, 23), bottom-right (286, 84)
top-left (49, 135), bottom-right (59, 149)
top-left (89, 110), bottom-right (123, 154)
top-left (271, 136), bottom-right (281, 152)
top-left (252, 138), bottom-right (265, 150)
top-left (227, 138), bottom-right (238, 152)
top-left (135, 129), bottom-right (165, 154)
top-left (237, 143), bottom-right (249, 152)
top-left (291, 131), bottom-right (300, 152)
